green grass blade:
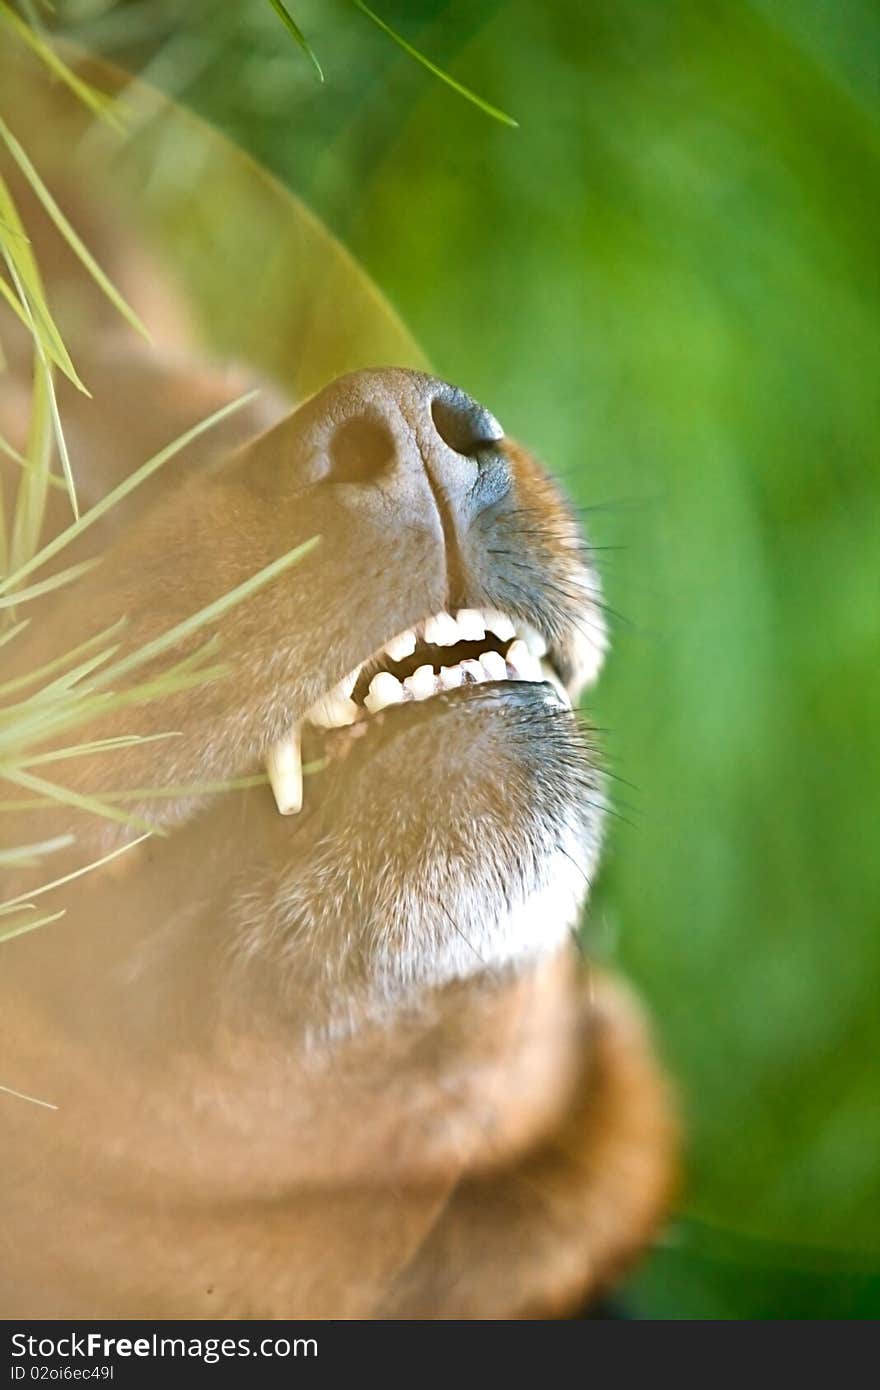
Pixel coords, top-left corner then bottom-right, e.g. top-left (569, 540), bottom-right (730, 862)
top-left (0, 831), bottom-right (151, 915)
top-left (0, 556), bottom-right (97, 608)
top-left (1, 765), bottom-right (163, 836)
top-left (265, 0), bottom-right (324, 82)
top-left (7, 356), bottom-right (57, 571)
top-left (0, 390), bottom-right (261, 597)
top-left (0, 618), bottom-right (29, 652)
top-left (349, 0), bottom-right (518, 128)
top-left (0, 431), bottom-right (26, 468)
top-left (0, 426), bottom-right (65, 490)
top-left (0, 118), bottom-right (150, 341)
top-left (2, 258), bottom-right (80, 532)
top-left (19, 732), bottom-right (181, 767)
top-left (93, 535), bottom-right (320, 685)
top-left (0, 174), bottom-right (88, 390)
top-left (25, 646), bottom-right (120, 700)
top-left (0, 272), bottom-right (35, 331)
top-left (0, 2), bottom-right (123, 131)
top-left (0, 834), bottom-right (73, 868)
top-left (0, 910), bottom-right (66, 946)
top-left (0, 620), bottom-right (124, 698)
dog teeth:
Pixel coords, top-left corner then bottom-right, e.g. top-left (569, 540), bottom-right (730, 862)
top-left (541, 659), bottom-right (572, 707)
top-left (460, 659), bottom-right (486, 685)
top-left (265, 726), bottom-right (303, 815)
top-left (267, 605), bottom-right (568, 816)
top-left (439, 663), bottom-right (464, 690)
top-left (364, 671), bottom-right (405, 714)
top-left (455, 609), bottom-right (485, 642)
top-left (423, 611), bottom-right (459, 646)
top-left (385, 629), bottom-right (417, 662)
top-left (337, 666), bottom-right (361, 697)
top-left (305, 682), bottom-right (360, 728)
top-left (404, 663), bottom-right (437, 701)
top-left (506, 638), bottom-right (536, 679)
top-left (521, 622), bottom-right (548, 658)
top-left (484, 609), bottom-right (516, 642)
top-left (480, 650), bottom-right (508, 681)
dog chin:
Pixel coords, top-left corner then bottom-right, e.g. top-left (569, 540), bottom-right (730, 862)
top-left (230, 681), bottom-right (605, 1035)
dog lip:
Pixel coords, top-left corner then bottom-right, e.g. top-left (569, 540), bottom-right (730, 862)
top-left (315, 676), bottom-right (570, 759)
top-left (264, 607), bottom-right (565, 816)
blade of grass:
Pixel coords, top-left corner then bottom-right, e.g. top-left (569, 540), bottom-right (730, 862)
top-left (0, 427), bottom-right (65, 490)
top-left (0, 173), bottom-right (88, 390)
top-left (349, 0), bottom-right (518, 128)
top-left (1, 765), bottom-right (163, 836)
top-left (0, 830), bottom-right (151, 915)
top-left (0, 834), bottom-right (73, 868)
top-left (93, 535), bottom-right (320, 685)
top-left (15, 646), bottom-right (120, 703)
top-left (0, 619), bottom-right (125, 699)
top-left (0, 390), bottom-right (260, 597)
top-left (20, 732), bottom-right (181, 766)
top-left (0, 910), bottom-right (66, 946)
top-left (0, 2), bottom-right (123, 131)
top-left (0, 1080), bottom-right (58, 1108)
top-left (265, 0), bottom-right (324, 82)
top-left (0, 272), bottom-right (37, 332)
top-left (0, 661), bottom-right (228, 755)
top-left (0, 410), bottom-right (5, 581)
top-left (0, 556), bottom-right (98, 608)
top-left (0, 117), bottom-right (150, 341)
top-left (7, 353), bottom-right (58, 570)
top-left (3, 259), bottom-right (79, 529)
top-left (0, 432), bottom-right (26, 468)
top-left (0, 618), bottom-right (29, 652)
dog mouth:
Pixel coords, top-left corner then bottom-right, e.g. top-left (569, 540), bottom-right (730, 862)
top-left (265, 607), bottom-right (568, 815)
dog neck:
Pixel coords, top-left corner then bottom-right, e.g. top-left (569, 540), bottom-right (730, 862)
top-left (5, 837), bottom-right (588, 1197)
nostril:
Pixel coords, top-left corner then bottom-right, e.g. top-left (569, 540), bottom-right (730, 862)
top-left (431, 390), bottom-right (504, 460)
top-left (327, 414), bottom-right (396, 483)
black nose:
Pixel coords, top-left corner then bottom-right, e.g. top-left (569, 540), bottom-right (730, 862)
top-left (427, 385), bottom-right (505, 466)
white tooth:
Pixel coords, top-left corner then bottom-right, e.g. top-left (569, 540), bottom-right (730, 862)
top-left (266, 726), bottom-right (303, 815)
top-left (424, 612), bottom-right (458, 646)
top-left (385, 629), bottom-right (417, 662)
top-left (506, 639), bottom-right (532, 676)
top-left (483, 609), bottom-right (516, 642)
top-left (521, 623), bottom-right (548, 658)
top-left (404, 663), bottom-right (437, 701)
top-left (541, 659), bottom-right (572, 707)
top-left (436, 612), bottom-right (461, 645)
top-left (480, 650), bottom-right (508, 681)
top-left (306, 684), bottom-right (359, 728)
top-left (460, 659), bottom-right (486, 685)
top-left (507, 639), bottom-right (542, 681)
top-left (455, 609), bottom-right (485, 642)
top-left (338, 666), bottom-right (361, 696)
top-left (364, 671), bottom-right (405, 714)
top-left (439, 663), bottom-right (464, 689)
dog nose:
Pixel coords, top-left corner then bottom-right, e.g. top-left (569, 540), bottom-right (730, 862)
top-left (285, 368), bottom-right (511, 523)
top-left (326, 374), bottom-right (506, 489)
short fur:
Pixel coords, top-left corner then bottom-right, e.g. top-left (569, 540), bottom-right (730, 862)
top-left (0, 146), bottom-right (676, 1320)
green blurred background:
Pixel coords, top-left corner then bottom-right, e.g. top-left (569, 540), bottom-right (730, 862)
top-left (54, 0), bottom-right (880, 1317)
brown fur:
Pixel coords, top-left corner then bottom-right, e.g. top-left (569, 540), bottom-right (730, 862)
top-left (0, 66), bottom-right (677, 1320)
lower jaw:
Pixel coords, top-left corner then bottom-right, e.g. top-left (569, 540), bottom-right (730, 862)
top-left (308, 677), bottom-right (569, 764)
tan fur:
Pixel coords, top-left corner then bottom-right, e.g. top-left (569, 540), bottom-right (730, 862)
top-left (1, 66), bottom-right (677, 1320)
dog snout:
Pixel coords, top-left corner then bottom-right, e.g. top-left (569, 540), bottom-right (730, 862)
top-left (287, 368), bottom-right (511, 524)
